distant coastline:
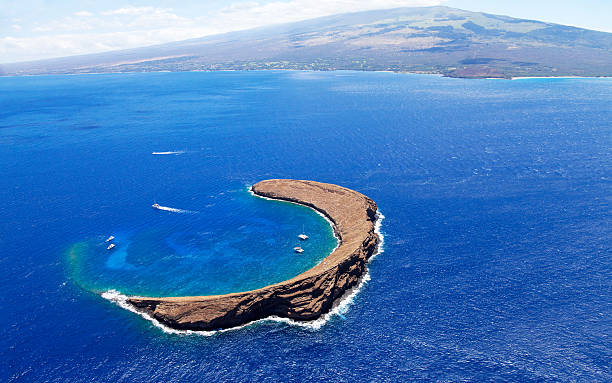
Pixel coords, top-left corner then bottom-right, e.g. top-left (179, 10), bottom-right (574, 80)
top-left (510, 76), bottom-right (600, 80)
top-left (2, 7), bottom-right (612, 80)
top-left (2, 68), bottom-right (609, 80)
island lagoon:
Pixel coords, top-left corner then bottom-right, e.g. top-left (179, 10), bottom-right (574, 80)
top-left (68, 189), bottom-right (337, 298)
top-left (1, 71), bottom-right (610, 381)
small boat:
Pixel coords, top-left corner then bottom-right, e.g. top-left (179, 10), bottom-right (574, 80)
top-left (107, 244), bottom-right (116, 250)
top-left (293, 246), bottom-right (304, 253)
top-left (298, 225), bottom-right (308, 240)
top-left (105, 236), bottom-right (115, 242)
top-left (152, 203), bottom-right (161, 209)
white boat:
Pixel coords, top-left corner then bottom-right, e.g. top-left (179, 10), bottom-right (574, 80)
top-left (107, 243), bottom-right (116, 250)
top-left (152, 203), bottom-right (161, 209)
top-left (293, 246), bottom-right (304, 253)
top-left (298, 224), bottom-right (309, 240)
top-left (105, 236), bottom-right (115, 242)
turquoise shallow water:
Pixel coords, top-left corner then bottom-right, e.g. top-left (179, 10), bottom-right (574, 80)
top-left (68, 189), bottom-right (336, 297)
top-left (1, 71), bottom-right (610, 382)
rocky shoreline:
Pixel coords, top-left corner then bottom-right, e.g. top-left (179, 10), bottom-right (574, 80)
top-left (126, 179), bottom-right (380, 331)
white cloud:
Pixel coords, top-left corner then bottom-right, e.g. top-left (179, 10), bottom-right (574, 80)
top-left (101, 6), bottom-right (172, 16)
top-left (215, 0), bottom-right (441, 26)
top-left (32, 26), bottom-right (52, 33)
top-left (74, 11), bottom-right (93, 17)
top-left (0, 0), bottom-right (442, 63)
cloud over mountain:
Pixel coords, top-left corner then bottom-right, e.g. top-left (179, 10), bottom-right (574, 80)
top-left (0, 1), bottom-right (441, 62)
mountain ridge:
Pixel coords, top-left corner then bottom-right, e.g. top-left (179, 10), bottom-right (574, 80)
top-left (2, 6), bottom-right (611, 78)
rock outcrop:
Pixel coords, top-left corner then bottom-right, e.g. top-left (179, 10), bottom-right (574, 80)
top-left (126, 179), bottom-right (380, 331)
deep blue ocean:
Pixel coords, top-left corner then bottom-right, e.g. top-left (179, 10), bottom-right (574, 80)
top-left (1, 71), bottom-right (610, 382)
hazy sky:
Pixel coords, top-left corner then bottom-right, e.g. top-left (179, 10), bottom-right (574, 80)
top-left (1, 0), bottom-right (611, 63)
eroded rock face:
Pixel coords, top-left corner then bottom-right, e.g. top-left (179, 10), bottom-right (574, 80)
top-left (127, 179), bottom-right (379, 331)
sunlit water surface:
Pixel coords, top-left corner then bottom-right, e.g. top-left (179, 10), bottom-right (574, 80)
top-left (1, 71), bottom-right (610, 382)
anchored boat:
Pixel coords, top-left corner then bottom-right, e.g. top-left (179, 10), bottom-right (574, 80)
top-left (298, 224), bottom-right (309, 240)
top-left (293, 246), bottom-right (304, 253)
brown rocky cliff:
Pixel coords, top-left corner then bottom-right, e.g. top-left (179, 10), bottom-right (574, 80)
top-left (127, 179), bottom-right (379, 331)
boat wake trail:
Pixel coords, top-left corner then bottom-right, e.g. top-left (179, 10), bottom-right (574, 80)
top-left (152, 151), bottom-right (185, 155)
top-left (152, 204), bottom-right (197, 214)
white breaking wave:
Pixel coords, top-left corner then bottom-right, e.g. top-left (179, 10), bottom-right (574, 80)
top-left (101, 289), bottom-right (207, 335)
top-left (152, 151), bottom-right (185, 155)
top-left (102, 188), bottom-right (385, 335)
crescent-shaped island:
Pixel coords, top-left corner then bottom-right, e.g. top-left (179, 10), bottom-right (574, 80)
top-left (125, 179), bottom-right (381, 331)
